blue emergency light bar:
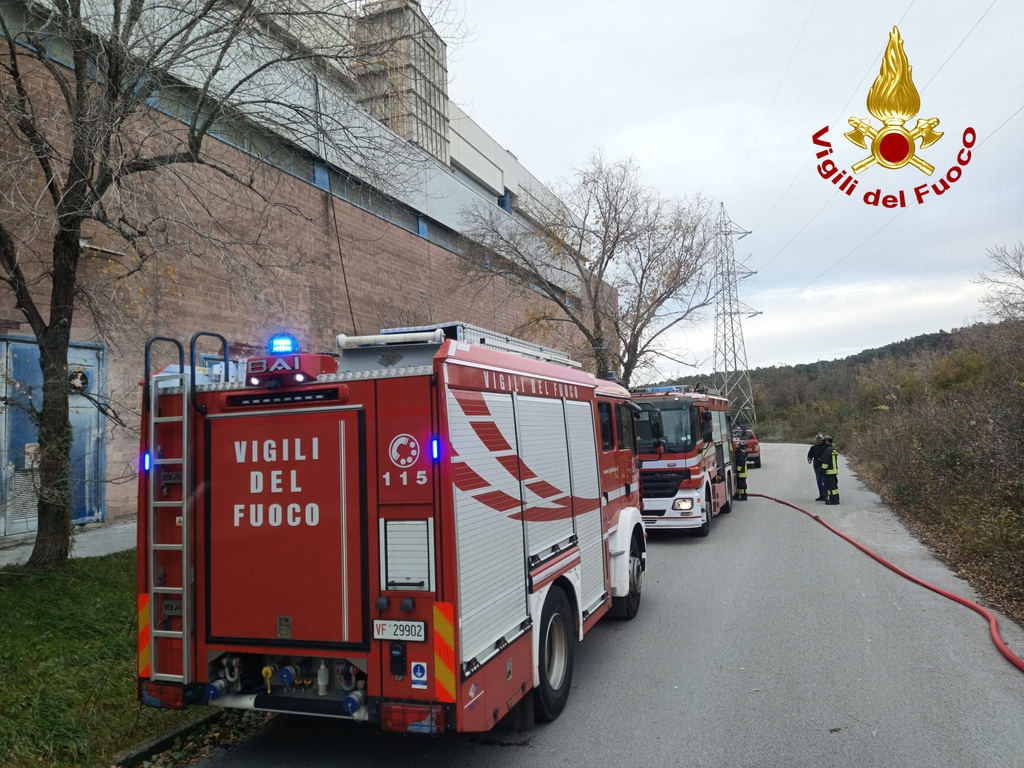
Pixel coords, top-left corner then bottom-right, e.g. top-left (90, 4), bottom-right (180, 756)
top-left (268, 334), bottom-right (299, 355)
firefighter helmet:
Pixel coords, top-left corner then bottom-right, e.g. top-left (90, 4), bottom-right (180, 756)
top-left (815, 433), bottom-right (824, 441)
top-left (824, 435), bottom-right (833, 444)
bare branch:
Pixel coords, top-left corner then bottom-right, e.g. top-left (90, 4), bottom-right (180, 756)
top-left (460, 151), bottom-right (717, 385)
top-left (976, 242), bottom-right (1024, 323)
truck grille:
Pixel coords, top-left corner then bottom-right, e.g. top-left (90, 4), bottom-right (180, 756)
top-left (640, 471), bottom-right (690, 499)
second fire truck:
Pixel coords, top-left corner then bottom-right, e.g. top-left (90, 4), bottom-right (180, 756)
top-left (136, 322), bottom-right (646, 733)
top-left (630, 386), bottom-right (734, 536)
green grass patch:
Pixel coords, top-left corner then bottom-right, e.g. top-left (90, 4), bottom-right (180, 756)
top-left (0, 551), bottom-right (198, 767)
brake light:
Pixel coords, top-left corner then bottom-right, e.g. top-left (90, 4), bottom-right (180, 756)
top-left (380, 702), bottom-right (448, 734)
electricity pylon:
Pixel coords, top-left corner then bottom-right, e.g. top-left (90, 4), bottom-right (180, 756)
top-left (712, 203), bottom-right (760, 427)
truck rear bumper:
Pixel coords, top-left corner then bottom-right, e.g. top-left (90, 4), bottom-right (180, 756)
top-left (212, 692), bottom-right (362, 720)
top-left (211, 693), bottom-right (449, 733)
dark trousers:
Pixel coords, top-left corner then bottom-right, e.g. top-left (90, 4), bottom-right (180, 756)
top-left (825, 474), bottom-right (839, 503)
top-left (814, 467), bottom-right (826, 498)
top-left (735, 475), bottom-right (747, 500)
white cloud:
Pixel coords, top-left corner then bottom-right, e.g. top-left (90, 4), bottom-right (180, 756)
top-left (449, 0), bottom-right (1024, 373)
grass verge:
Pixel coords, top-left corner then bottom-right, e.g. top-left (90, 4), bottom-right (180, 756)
top-left (0, 550), bottom-right (198, 767)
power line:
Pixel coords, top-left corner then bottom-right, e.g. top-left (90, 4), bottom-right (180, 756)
top-left (761, 96), bottom-right (1024, 312)
top-left (752, 0), bottom-right (997, 296)
top-left (765, 210), bottom-right (906, 311)
top-left (725, 0), bottom-right (818, 198)
top-left (979, 101), bottom-right (1024, 147)
top-left (756, 189), bottom-right (838, 272)
top-left (749, 0), bottom-right (918, 233)
top-left (919, 0), bottom-right (998, 93)
top-left (750, 157), bottom-right (813, 232)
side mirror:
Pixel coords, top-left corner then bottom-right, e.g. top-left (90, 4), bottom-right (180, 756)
top-left (649, 409), bottom-right (663, 439)
top-left (700, 411), bottom-right (713, 444)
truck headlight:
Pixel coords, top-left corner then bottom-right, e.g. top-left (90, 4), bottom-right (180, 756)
top-left (672, 498), bottom-right (694, 511)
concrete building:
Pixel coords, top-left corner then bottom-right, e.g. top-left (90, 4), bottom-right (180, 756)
top-left (0, 0), bottom-right (581, 537)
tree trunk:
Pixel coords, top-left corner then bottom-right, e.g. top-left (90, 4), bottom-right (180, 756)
top-left (25, 327), bottom-right (74, 568)
top-left (25, 227), bottom-right (79, 570)
top-left (592, 334), bottom-right (614, 381)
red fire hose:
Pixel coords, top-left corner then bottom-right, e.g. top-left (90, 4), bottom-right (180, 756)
top-left (750, 493), bottom-right (1024, 675)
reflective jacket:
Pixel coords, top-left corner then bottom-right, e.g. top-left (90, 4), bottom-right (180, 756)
top-left (735, 448), bottom-right (748, 478)
top-left (820, 446), bottom-right (839, 475)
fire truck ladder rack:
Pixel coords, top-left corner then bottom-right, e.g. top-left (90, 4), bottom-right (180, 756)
top-left (376, 321), bottom-right (583, 368)
top-left (143, 337), bottom-right (191, 684)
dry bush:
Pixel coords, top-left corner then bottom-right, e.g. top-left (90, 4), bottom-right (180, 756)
top-left (753, 321), bottom-right (1024, 622)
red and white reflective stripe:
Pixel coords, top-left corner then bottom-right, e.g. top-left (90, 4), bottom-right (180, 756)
top-left (449, 388), bottom-right (600, 522)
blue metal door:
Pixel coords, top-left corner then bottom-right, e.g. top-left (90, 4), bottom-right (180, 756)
top-left (1, 339), bottom-right (106, 536)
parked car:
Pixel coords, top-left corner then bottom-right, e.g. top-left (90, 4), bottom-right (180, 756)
top-left (733, 427), bottom-right (761, 468)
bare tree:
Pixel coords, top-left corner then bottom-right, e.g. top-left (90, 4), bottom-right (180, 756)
top-left (0, 0), bottom-right (459, 568)
top-left (460, 150), bottom-right (717, 386)
top-left (976, 242), bottom-right (1024, 323)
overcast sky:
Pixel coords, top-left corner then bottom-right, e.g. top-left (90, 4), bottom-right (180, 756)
top-left (444, 0), bottom-right (1023, 379)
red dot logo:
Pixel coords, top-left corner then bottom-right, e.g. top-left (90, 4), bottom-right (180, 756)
top-left (878, 132), bottom-right (910, 164)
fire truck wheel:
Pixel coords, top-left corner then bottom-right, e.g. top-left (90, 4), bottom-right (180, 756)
top-left (612, 533), bottom-right (644, 620)
top-left (721, 476), bottom-right (733, 514)
top-left (535, 586), bottom-right (575, 722)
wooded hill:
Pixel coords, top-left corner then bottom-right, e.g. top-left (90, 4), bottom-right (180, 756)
top-left (669, 320), bottom-right (1024, 623)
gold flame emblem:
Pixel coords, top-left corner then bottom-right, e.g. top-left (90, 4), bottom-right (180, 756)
top-left (845, 27), bottom-right (943, 175)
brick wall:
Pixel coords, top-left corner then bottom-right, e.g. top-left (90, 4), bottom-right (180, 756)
top-left (0, 52), bottom-right (588, 524)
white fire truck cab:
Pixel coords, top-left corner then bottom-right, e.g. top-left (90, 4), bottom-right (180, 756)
top-left (136, 322), bottom-right (646, 733)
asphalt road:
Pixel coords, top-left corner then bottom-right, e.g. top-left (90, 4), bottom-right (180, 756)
top-left (198, 443), bottom-right (1024, 768)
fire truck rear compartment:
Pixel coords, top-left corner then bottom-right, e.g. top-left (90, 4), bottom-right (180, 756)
top-left (205, 408), bottom-right (368, 648)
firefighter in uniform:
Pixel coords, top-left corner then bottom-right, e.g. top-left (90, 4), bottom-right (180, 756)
top-left (820, 435), bottom-right (840, 505)
top-left (733, 440), bottom-right (748, 501)
top-left (807, 433), bottom-right (827, 501)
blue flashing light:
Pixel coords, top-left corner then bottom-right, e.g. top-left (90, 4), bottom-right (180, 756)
top-left (431, 437), bottom-right (440, 462)
top-left (268, 333), bottom-right (299, 355)
top-left (143, 452), bottom-right (151, 472)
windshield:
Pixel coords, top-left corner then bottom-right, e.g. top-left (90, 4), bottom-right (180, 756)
top-left (636, 398), bottom-right (694, 453)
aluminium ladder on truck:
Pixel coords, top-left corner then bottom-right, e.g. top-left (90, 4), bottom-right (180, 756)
top-left (379, 321), bottom-right (583, 368)
top-left (141, 334), bottom-right (230, 686)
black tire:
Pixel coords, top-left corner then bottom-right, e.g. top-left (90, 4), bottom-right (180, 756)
top-left (534, 586), bottom-right (575, 722)
top-left (754, 457), bottom-right (761, 468)
top-left (612, 534), bottom-right (643, 619)
top-left (697, 492), bottom-right (712, 537)
top-left (721, 476), bottom-right (733, 514)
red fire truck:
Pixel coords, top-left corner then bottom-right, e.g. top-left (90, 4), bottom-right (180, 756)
top-left (630, 386), bottom-right (734, 536)
top-left (136, 322), bottom-right (646, 733)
